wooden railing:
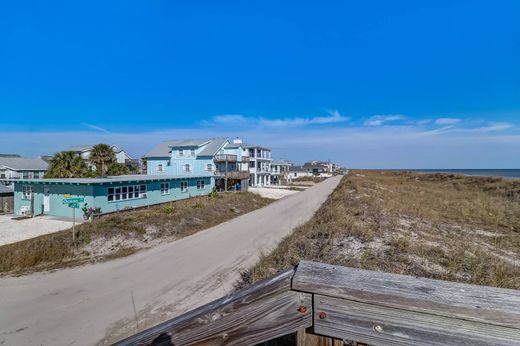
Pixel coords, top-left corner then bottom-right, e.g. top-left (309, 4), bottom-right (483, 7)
top-left (113, 261), bottom-right (520, 346)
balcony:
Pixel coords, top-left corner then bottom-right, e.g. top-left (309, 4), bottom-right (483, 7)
top-left (214, 154), bottom-right (237, 162)
top-left (215, 171), bottom-right (250, 180)
top-left (214, 154), bottom-right (250, 163)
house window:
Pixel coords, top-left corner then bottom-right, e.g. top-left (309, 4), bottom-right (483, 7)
top-left (184, 164), bottom-right (191, 172)
top-left (206, 163), bottom-right (213, 171)
top-left (107, 185), bottom-right (147, 202)
top-left (180, 181), bottom-right (188, 192)
top-left (178, 149), bottom-right (184, 157)
top-left (249, 161), bottom-right (255, 168)
top-left (22, 172), bottom-right (30, 179)
top-left (22, 185), bottom-right (33, 200)
top-left (197, 180), bottom-right (205, 190)
top-left (160, 182), bottom-right (170, 195)
top-left (157, 164), bottom-right (163, 172)
top-left (0, 170), bottom-right (5, 179)
top-left (190, 149), bottom-right (196, 156)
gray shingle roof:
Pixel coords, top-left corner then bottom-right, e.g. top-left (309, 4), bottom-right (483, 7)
top-left (144, 138), bottom-right (228, 158)
top-left (197, 138), bottom-right (228, 157)
top-left (0, 157), bottom-right (49, 171)
top-left (66, 144), bottom-right (125, 154)
top-left (242, 143), bottom-right (271, 151)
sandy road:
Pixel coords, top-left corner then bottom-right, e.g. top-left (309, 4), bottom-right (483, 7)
top-left (0, 175), bottom-right (342, 346)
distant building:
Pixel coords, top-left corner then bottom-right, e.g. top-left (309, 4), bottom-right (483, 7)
top-left (66, 144), bottom-right (138, 172)
top-left (244, 144), bottom-right (272, 187)
top-left (0, 156), bottom-right (48, 180)
top-left (288, 165), bottom-right (313, 181)
top-left (270, 160), bottom-right (292, 185)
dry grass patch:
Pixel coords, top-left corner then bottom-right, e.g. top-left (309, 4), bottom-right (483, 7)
top-left (0, 192), bottom-right (272, 275)
top-left (241, 170), bottom-right (520, 289)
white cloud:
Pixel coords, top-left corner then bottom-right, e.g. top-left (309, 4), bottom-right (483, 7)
top-left (207, 110), bottom-right (350, 128)
top-left (435, 118), bottom-right (461, 125)
top-left (364, 114), bottom-right (405, 126)
top-left (1, 120), bottom-right (518, 169)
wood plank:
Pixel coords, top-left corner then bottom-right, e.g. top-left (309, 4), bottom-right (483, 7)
top-left (113, 268), bottom-right (313, 345)
top-left (293, 261), bottom-right (520, 328)
top-left (314, 294), bottom-right (520, 346)
top-left (298, 331), bottom-right (344, 346)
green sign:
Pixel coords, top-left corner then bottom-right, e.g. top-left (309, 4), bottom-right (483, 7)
top-left (62, 197), bottom-right (84, 204)
top-left (68, 202), bottom-right (80, 208)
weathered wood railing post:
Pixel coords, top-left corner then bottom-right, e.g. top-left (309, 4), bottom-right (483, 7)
top-left (113, 261), bottom-right (520, 346)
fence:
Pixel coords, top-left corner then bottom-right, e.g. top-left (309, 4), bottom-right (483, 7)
top-left (113, 261), bottom-right (520, 346)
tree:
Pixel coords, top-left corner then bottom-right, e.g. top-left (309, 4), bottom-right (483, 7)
top-left (45, 151), bottom-right (90, 178)
top-left (107, 163), bottom-right (129, 176)
top-left (89, 144), bottom-right (116, 177)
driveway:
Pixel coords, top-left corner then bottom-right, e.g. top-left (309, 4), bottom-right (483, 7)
top-left (0, 215), bottom-right (79, 246)
top-left (0, 175), bottom-right (342, 346)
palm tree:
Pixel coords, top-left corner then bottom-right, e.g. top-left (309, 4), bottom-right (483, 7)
top-left (107, 163), bottom-right (129, 176)
top-left (89, 144), bottom-right (116, 177)
top-left (45, 151), bottom-right (90, 178)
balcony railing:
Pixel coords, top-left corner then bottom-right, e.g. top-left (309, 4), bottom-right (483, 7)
top-left (214, 154), bottom-right (250, 163)
top-left (214, 154), bottom-right (238, 162)
top-left (215, 171), bottom-right (250, 180)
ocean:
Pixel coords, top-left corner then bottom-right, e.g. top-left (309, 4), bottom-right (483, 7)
top-left (396, 169), bottom-right (520, 179)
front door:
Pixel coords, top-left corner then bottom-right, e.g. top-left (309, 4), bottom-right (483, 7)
top-left (43, 187), bottom-right (50, 213)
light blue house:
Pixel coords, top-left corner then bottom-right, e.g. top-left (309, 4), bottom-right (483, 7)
top-left (3, 174), bottom-right (213, 218)
top-left (144, 138), bottom-right (250, 191)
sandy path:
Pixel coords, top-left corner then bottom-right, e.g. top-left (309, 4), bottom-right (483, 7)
top-left (0, 175), bottom-right (342, 346)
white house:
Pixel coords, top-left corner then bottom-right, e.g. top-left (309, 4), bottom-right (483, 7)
top-left (0, 156), bottom-right (49, 180)
top-left (66, 144), bottom-right (136, 171)
top-left (244, 144), bottom-right (272, 186)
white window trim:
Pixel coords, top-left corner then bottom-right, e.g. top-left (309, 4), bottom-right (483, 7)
top-left (206, 163), bottom-right (213, 171)
top-left (183, 164), bottom-right (192, 173)
top-left (157, 163), bottom-right (164, 172)
top-left (108, 184), bottom-right (147, 202)
top-left (197, 180), bottom-right (205, 190)
top-left (22, 185), bottom-right (33, 200)
top-left (180, 181), bottom-right (188, 192)
top-left (160, 182), bottom-right (170, 195)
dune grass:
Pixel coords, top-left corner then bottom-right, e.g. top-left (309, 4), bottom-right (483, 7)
top-left (0, 192), bottom-right (272, 276)
top-left (241, 170), bottom-right (520, 289)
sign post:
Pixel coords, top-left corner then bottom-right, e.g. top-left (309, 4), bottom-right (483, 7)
top-left (63, 197), bottom-right (84, 242)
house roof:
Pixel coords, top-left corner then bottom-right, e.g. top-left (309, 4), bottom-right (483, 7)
top-left (0, 184), bottom-right (13, 194)
top-left (143, 138), bottom-right (228, 158)
top-left (242, 144), bottom-right (271, 151)
top-left (288, 165), bottom-right (305, 172)
top-left (0, 174), bottom-right (213, 185)
top-left (197, 138), bottom-right (228, 156)
top-left (0, 157), bottom-right (49, 171)
top-left (66, 144), bottom-right (126, 154)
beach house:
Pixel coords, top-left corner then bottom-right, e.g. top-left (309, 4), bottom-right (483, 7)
top-left (66, 144), bottom-right (138, 172)
top-left (0, 156), bottom-right (49, 180)
top-left (245, 144), bottom-right (272, 187)
top-left (3, 174), bottom-right (213, 218)
top-left (144, 138), bottom-right (250, 192)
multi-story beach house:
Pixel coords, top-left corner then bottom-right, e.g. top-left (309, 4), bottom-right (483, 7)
top-left (0, 156), bottom-right (49, 180)
top-left (66, 144), bottom-right (138, 172)
top-left (245, 144), bottom-right (272, 187)
top-left (143, 138), bottom-right (250, 191)
top-left (270, 160), bottom-right (292, 185)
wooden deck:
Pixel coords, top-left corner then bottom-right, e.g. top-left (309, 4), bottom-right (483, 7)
top-left (113, 261), bottom-right (520, 345)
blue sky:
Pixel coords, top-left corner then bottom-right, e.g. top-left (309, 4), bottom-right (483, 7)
top-left (0, 1), bottom-right (519, 168)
